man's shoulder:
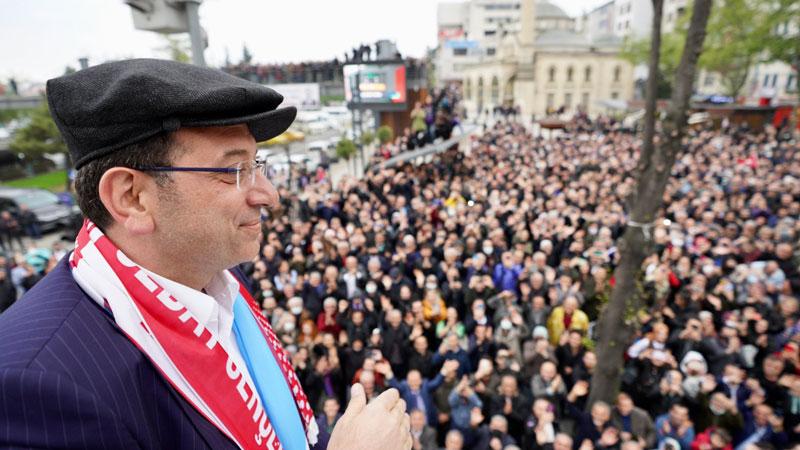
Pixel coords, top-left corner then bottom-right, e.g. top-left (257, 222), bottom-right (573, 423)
top-left (0, 258), bottom-right (93, 370)
top-left (0, 257), bottom-right (146, 379)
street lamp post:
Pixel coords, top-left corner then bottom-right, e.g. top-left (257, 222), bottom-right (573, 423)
top-left (183, 0), bottom-right (206, 67)
top-left (124, 0), bottom-right (206, 67)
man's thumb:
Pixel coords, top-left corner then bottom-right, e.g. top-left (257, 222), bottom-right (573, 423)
top-left (343, 383), bottom-right (367, 417)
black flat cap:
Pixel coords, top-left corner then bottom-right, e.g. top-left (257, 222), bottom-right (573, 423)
top-left (46, 58), bottom-right (296, 169)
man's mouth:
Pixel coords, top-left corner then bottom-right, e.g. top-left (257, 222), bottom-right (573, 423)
top-left (240, 220), bottom-right (261, 230)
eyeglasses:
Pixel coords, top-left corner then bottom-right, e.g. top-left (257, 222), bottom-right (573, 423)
top-left (134, 160), bottom-right (268, 191)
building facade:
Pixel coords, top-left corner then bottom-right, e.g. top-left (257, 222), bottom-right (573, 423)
top-left (451, 0), bottom-right (634, 118)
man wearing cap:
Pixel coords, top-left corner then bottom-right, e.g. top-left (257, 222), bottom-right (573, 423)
top-left (0, 59), bottom-right (411, 450)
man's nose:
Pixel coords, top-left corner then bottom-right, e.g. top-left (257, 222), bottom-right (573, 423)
top-left (247, 170), bottom-right (280, 210)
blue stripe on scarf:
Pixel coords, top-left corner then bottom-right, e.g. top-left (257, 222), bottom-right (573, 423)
top-left (232, 295), bottom-right (307, 449)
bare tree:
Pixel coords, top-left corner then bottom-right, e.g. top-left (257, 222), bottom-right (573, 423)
top-left (588, 0), bottom-right (714, 407)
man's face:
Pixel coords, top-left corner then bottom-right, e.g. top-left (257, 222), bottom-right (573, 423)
top-left (500, 376), bottom-right (517, 396)
top-left (322, 399), bottom-right (339, 418)
top-left (669, 405), bottom-right (688, 426)
top-left (444, 432), bottom-right (463, 450)
top-left (410, 410), bottom-right (425, 431)
top-left (591, 404), bottom-right (610, 426)
top-left (554, 435), bottom-right (572, 450)
top-left (153, 125), bottom-right (278, 274)
top-left (540, 362), bottom-right (556, 381)
top-left (617, 395), bottom-right (633, 416)
top-left (763, 357), bottom-right (784, 380)
top-left (414, 336), bottom-right (428, 353)
top-left (753, 405), bottom-right (771, 426)
top-left (407, 370), bottom-right (422, 391)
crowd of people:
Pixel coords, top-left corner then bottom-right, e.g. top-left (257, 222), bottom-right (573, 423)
top-left (369, 85), bottom-right (465, 166)
top-left (0, 238), bottom-right (68, 313)
top-left (242, 118), bottom-right (799, 450)
top-left (2, 113), bottom-right (798, 449)
top-left (223, 56), bottom-right (428, 87)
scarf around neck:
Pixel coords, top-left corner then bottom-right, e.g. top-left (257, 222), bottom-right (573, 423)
top-left (70, 220), bottom-right (317, 449)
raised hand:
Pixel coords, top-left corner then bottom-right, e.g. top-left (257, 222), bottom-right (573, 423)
top-left (329, 384), bottom-right (411, 450)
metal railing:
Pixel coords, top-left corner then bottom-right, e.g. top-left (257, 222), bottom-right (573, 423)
top-left (370, 124), bottom-right (479, 171)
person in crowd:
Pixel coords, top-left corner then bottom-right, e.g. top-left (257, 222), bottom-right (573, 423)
top-left (547, 295), bottom-right (590, 346)
top-left (314, 397), bottom-right (342, 450)
top-left (612, 392), bottom-right (657, 449)
top-left (379, 360), bottom-right (456, 427)
top-left (408, 408), bottom-right (437, 450)
top-left (655, 403), bottom-right (695, 450)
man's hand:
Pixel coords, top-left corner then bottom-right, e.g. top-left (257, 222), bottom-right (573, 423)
top-left (442, 359), bottom-right (460, 376)
top-left (469, 407), bottom-right (484, 428)
top-left (328, 384), bottom-right (412, 450)
top-left (376, 361), bottom-right (394, 379)
top-left (568, 380), bottom-right (589, 402)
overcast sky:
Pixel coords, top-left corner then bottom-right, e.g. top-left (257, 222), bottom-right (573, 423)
top-left (1, 0), bottom-right (609, 84)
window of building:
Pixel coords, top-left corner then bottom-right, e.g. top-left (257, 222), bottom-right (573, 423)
top-left (565, 93), bottom-right (572, 107)
top-left (453, 48), bottom-right (468, 56)
top-left (485, 30), bottom-right (496, 37)
top-left (763, 74), bottom-right (771, 87)
top-left (567, 66), bottom-right (574, 82)
top-left (788, 75), bottom-right (797, 92)
top-left (614, 65), bottom-right (621, 83)
top-left (491, 77), bottom-right (500, 103)
top-left (772, 74), bottom-right (779, 87)
top-left (477, 78), bottom-right (484, 105)
top-left (549, 66), bottom-right (556, 82)
top-left (611, 91), bottom-right (619, 99)
top-left (487, 48), bottom-right (496, 56)
top-left (704, 74), bottom-right (715, 86)
top-left (547, 93), bottom-right (555, 109)
top-left (584, 66), bottom-right (592, 82)
top-left (465, 79), bottom-right (472, 100)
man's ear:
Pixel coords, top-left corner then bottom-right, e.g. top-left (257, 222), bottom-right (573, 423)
top-left (97, 167), bottom-right (157, 235)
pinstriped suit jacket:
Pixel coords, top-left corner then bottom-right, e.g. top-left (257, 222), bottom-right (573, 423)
top-left (0, 256), bottom-right (239, 450)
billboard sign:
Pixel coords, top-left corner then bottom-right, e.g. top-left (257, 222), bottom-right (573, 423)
top-left (271, 83), bottom-right (321, 111)
top-left (343, 62), bottom-right (407, 111)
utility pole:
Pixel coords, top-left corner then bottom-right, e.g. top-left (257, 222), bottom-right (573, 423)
top-left (124, 0), bottom-right (206, 66)
top-left (183, 0), bottom-right (205, 66)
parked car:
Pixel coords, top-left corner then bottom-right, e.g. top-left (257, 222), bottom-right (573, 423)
top-left (0, 187), bottom-right (81, 232)
top-left (307, 140), bottom-right (338, 165)
top-left (295, 111), bottom-right (340, 135)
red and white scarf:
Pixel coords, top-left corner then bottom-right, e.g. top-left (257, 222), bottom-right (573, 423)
top-left (69, 220), bottom-right (317, 449)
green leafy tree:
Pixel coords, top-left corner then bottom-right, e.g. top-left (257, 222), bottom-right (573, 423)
top-left (335, 138), bottom-right (358, 175)
top-left (159, 35), bottom-right (191, 63)
top-left (0, 108), bottom-right (33, 127)
top-left (621, 31), bottom-right (686, 98)
top-left (376, 125), bottom-right (394, 145)
top-left (9, 101), bottom-right (66, 161)
top-left (242, 44), bottom-right (253, 65)
top-left (763, 0), bottom-right (799, 123)
top-left (698, 0), bottom-right (767, 98)
top-left (359, 130), bottom-right (375, 147)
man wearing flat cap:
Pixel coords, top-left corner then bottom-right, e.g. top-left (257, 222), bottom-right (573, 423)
top-left (0, 59), bottom-right (411, 450)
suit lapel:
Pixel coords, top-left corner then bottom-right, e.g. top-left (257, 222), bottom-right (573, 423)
top-left (79, 283), bottom-right (239, 450)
